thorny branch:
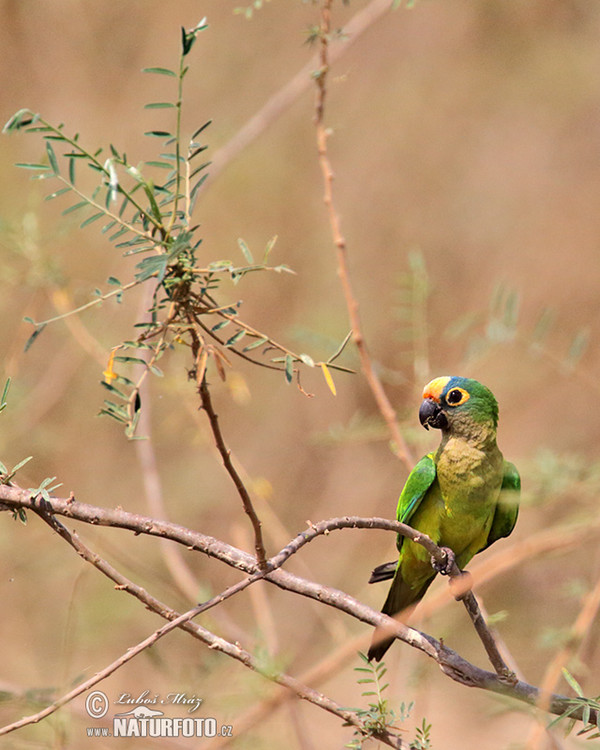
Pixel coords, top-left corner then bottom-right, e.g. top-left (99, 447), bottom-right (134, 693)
top-left (313, 0), bottom-right (414, 471)
top-left (0, 484), bottom-right (594, 731)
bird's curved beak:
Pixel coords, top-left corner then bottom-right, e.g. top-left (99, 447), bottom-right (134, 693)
top-left (419, 398), bottom-right (448, 431)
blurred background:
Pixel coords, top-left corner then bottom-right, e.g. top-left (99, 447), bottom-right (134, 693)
top-left (0, 0), bottom-right (600, 747)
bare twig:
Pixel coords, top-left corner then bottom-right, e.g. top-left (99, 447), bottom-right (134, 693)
top-left (313, 0), bottom-right (413, 471)
top-left (198, 376), bottom-right (268, 569)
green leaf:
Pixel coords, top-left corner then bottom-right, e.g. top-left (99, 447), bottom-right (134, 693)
top-left (211, 320), bottom-right (230, 332)
top-left (134, 254), bottom-right (168, 282)
top-left (3, 109), bottom-right (36, 133)
top-left (114, 355), bottom-right (149, 365)
top-left (109, 227), bottom-right (129, 242)
top-left (181, 25), bottom-right (195, 56)
top-left (113, 373), bottom-right (136, 388)
top-left (144, 130), bottom-right (173, 138)
top-left (189, 173), bottom-right (209, 204)
top-left (100, 381), bottom-right (129, 400)
top-left (144, 102), bottom-right (176, 110)
top-left (191, 121), bottom-right (212, 141)
top-left (284, 354), bottom-right (294, 384)
top-left (225, 330), bottom-right (246, 347)
top-left (99, 402), bottom-right (129, 423)
top-left (13, 508), bottom-right (27, 525)
top-left (24, 324), bottom-right (47, 352)
top-left (142, 182), bottom-right (163, 222)
top-left (45, 141), bottom-right (59, 174)
top-left (262, 235), bottom-right (278, 263)
top-left (142, 66), bottom-right (177, 77)
top-left (101, 220), bottom-right (118, 234)
top-left (237, 238), bottom-right (254, 264)
top-left (15, 162), bottom-right (50, 171)
top-left (45, 187), bottom-right (70, 201)
top-left (11, 456), bottom-right (33, 475)
top-left (562, 668), bottom-right (584, 697)
top-left (62, 200), bottom-right (88, 216)
top-left (80, 212), bottom-right (104, 229)
top-left (243, 337), bottom-right (268, 352)
top-left (189, 162), bottom-right (210, 179)
top-left (145, 160), bottom-right (173, 170)
top-left (0, 378), bottom-right (11, 413)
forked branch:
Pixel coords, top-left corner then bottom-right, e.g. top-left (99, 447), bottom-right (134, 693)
top-left (0, 484), bottom-right (593, 729)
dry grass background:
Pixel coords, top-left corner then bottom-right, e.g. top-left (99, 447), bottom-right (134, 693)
top-left (0, 1), bottom-right (599, 748)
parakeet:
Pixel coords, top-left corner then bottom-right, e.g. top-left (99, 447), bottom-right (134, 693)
top-left (368, 376), bottom-right (520, 662)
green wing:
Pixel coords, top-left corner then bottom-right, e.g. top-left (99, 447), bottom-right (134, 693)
top-left (394, 453), bottom-right (437, 553)
top-left (482, 460), bottom-right (520, 551)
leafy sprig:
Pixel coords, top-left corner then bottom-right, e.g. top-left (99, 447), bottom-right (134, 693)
top-left (4, 19), bottom-right (353, 437)
top-left (547, 669), bottom-right (600, 740)
top-left (345, 652), bottom-right (423, 749)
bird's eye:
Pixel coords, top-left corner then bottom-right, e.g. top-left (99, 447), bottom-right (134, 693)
top-left (446, 388), bottom-right (469, 406)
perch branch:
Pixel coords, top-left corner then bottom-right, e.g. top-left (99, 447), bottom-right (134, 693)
top-left (0, 504), bottom-right (393, 745)
top-left (0, 485), bottom-right (593, 726)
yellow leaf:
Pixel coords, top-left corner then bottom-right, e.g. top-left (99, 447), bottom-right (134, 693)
top-left (320, 363), bottom-right (336, 396)
top-left (103, 349), bottom-right (117, 384)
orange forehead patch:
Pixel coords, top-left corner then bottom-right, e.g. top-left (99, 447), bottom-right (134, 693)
top-left (422, 376), bottom-right (451, 402)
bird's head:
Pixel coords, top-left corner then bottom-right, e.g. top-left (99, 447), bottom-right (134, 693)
top-left (419, 376), bottom-right (499, 437)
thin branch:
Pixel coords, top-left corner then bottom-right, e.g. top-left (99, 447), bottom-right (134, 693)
top-left (313, 1), bottom-right (414, 471)
top-left (0, 486), bottom-right (594, 726)
top-left (198, 376), bottom-right (268, 569)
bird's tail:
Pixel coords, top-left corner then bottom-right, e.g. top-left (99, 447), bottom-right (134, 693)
top-left (367, 571), bottom-right (433, 662)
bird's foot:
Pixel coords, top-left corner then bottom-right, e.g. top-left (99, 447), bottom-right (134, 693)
top-left (431, 546), bottom-right (456, 576)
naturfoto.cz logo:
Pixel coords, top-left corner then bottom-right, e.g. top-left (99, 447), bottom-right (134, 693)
top-left (84, 690), bottom-right (233, 739)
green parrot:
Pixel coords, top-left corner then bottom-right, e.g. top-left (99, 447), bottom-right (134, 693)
top-left (368, 375), bottom-right (520, 662)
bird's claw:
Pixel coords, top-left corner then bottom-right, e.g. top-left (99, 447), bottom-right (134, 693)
top-left (431, 546), bottom-right (456, 576)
